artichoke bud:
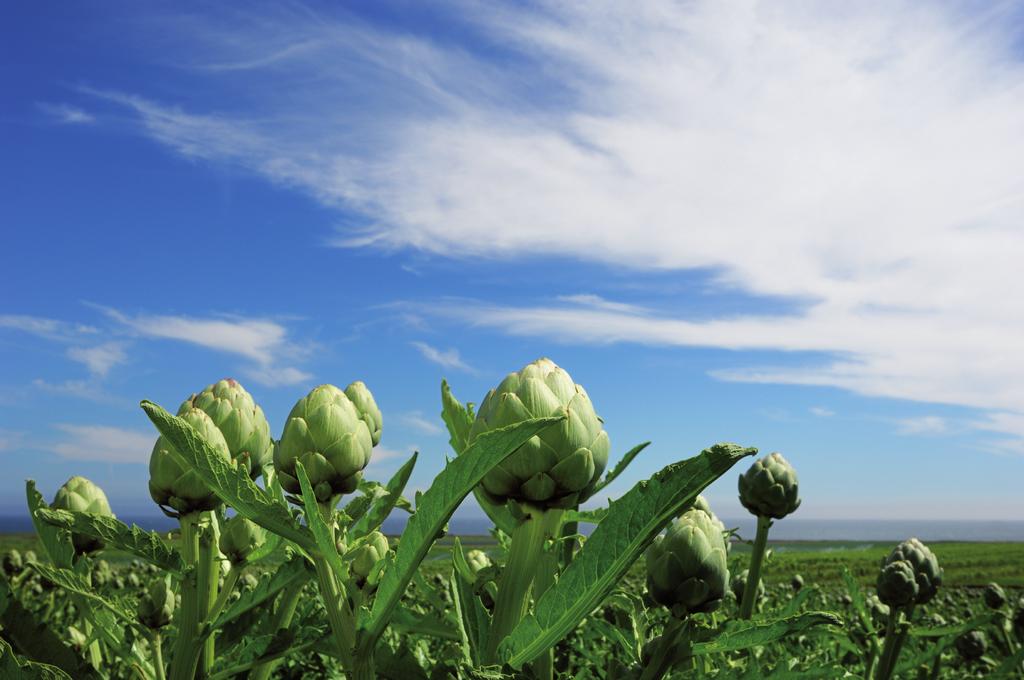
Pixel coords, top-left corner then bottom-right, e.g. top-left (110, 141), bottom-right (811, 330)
top-left (645, 505), bottom-right (729, 616)
top-left (467, 358), bottom-right (610, 510)
top-left (218, 516), bottom-right (266, 565)
top-left (737, 452), bottom-right (801, 520)
top-left (791, 574), bottom-right (804, 591)
top-left (240, 572), bottom-right (260, 591)
top-left (2, 549), bottom-right (23, 575)
top-left (955, 630), bottom-right (987, 660)
top-left (52, 476), bottom-right (115, 554)
top-left (275, 384), bottom-right (377, 505)
top-left (730, 569), bottom-right (765, 605)
top-left (983, 582), bottom-right (1006, 610)
top-left (93, 559), bottom-right (113, 587)
top-left (179, 378), bottom-right (273, 479)
top-left (881, 538), bottom-right (943, 605)
top-left (344, 381), bottom-right (383, 447)
top-left (349, 531), bottom-right (389, 590)
top-left (149, 408), bottom-right (231, 516)
top-left (465, 549), bottom-right (491, 576)
top-left (877, 560), bottom-right (919, 607)
top-left (137, 575), bottom-right (175, 629)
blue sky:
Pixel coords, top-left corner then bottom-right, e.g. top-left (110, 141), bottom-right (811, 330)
top-left (2, 1), bottom-right (1023, 521)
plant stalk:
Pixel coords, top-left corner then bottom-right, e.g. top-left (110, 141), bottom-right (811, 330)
top-left (197, 514), bottom-right (219, 676)
top-left (151, 631), bottom-right (166, 680)
top-left (309, 502), bottom-right (357, 672)
top-left (875, 607), bottom-right (900, 680)
top-left (249, 581), bottom-right (305, 680)
top-left (739, 515), bottom-right (771, 619)
top-left (880, 603), bottom-right (914, 679)
top-left (169, 513), bottom-right (203, 680)
top-left (532, 511), bottom-right (565, 680)
top-left (485, 506), bottom-right (552, 663)
top-left (206, 566), bottom-right (240, 626)
top-left (639, 617), bottom-right (687, 680)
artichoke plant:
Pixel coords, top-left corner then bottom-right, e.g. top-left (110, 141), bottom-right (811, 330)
top-left (983, 582), bottom-right (1006, 610)
top-left (52, 476), bottom-right (115, 554)
top-left (138, 575), bottom-right (175, 629)
top-left (179, 378), bottom-right (273, 479)
top-left (730, 569), bottom-right (764, 607)
top-left (275, 383), bottom-right (380, 504)
top-left (219, 515), bottom-right (266, 565)
top-left (881, 538), bottom-right (943, 605)
top-left (645, 503), bottom-right (729, 617)
top-left (465, 549), bottom-right (491, 576)
top-left (737, 452), bottom-right (801, 519)
top-left (467, 358), bottom-right (609, 509)
top-left (149, 408), bottom-right (231, 516)
top-left (791, 574), bottom-right (804, 592)
top-left (955, 630), bottom-right (988, 661)
top-left (2, 549), bottom-right (23, 575)
top-left (350, 531), bottom-right (390, 590)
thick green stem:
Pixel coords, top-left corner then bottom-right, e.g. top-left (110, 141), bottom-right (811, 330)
top-left (485, 507), bottom-right (552, 663)
top-left (197, 514), bottom-right (218, 676)
top-left (532, 512), bottom-right (565, 680)
top-left (151, 631), bottom-right (166, 680)
top-left (249, 581), bottom-right (305, 680)
top-left (206, 567), bottom-right (240, 626)
top-left (169, 514), bottom-right (203, 680)
top-left (639, 617), bottom-right (687, 680)
top-left (739, 515), bottom-right (771, 619)
top-left (309, 502), bottom-right (358, 672)
top-left (875, 608), bottom-right (900, 680)
top-left (881, 603), bottom-right (914, 679)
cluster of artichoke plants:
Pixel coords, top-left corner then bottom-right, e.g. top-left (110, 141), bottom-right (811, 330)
top-left (2, 358), bottom-right (855, 680)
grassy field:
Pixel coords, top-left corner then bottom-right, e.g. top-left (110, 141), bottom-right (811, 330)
top-left (5, 533), bottom-right (1021, 587)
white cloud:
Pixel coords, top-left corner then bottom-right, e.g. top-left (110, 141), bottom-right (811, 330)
top-left (67, 342), bottom-right (127, 377)
top-left (401, 411), bottom-right (442, 435)
top-left (810, 407), bottom-right (835, 417)
top-left (37, 102), bottom-right (96, 125)
top-left (89, 3), bottom-right (1024, 442)
top-left (103, 308), bottom-right (310, 386)
top-left (410, 341), bottom-right (475, 373)
top-left (895, 416), bottom-right (948, 436)
top-left (32, 379), bottom-right (113, 403)
top-left (51, 424), bottom-right (155, 464)
top-left (0, 314), bottom-right (97, 340)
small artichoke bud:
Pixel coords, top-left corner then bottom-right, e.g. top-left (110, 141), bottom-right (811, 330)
top-left (219, 516), bottom-right (266, 565)
top-left (344, 381), bottom-right (383, 447)
top-left (137, 575), bottom-right (174, 629)
top-left (791, 574), bottom-right (804, 592)
top-left (467, 358), bottom-right (610, 509)
top-left (955, 630), bottom-right (987, 661)
top-left (180, 379), bottom-right (273, 478)
top-left (645, 505), bottom-right (729, 616)
top-left (240, 572), bottom-right (260, 591)
top-left (127, 572), bottom-right (141, 588)
top-left (983, 582), bottom-right (1006, 610)
top-left (881, 538), bottom-right (943, 605)
top-left (350, 531), bottom-right (390, 589)
top-left (864, 595), bottom-right (890, 627)
top-left (737, 452), bottom-right (800, 519)
top-left (840, 594), bottom-right (853, 607)
top-left (149, 408), bottom-right (231, 515)
top-left (465, 549), bottom-right (491, 576)
top-left (23, 550), bottom-right (36, 564)
top-left (731, 569), bottom-right (765, 606)
top-left (93, 559), bottom-right (112, 587)
top-left (275, 384), bottom-right (377, 504)
top-left (52, 476), bottom-right (115, 554)
top-left (2, 549), bottom-right (23, 575)
top-left (877, 560), bottom-right (919, 607)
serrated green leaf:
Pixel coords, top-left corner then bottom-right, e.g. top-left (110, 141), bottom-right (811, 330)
top-left (502, 443), bottom-right (757, 667)
top-left (352, 452), bottom-right (417, 537)
top-left (294, 462), bottom-right (350, 583)
top-left (908, 612), bottom-right (995, 637)
top-left (140, 400), bottom-right (316, 552)
top-left (562, 507), bottom-right (608, 524)
top-left (691, 612), bottom-right (843, 655)
top-left (452, 537), bottom-right (491, 665)
top-left (362, 415), bottom-right (565, 647)
top-left (593, 441), bottom-right (651, 494)
top-left (0, 637), bottom-right (74, 680)
top-left (30, 563), bottom-right (138, 628)
top-left (25, 481), bottom-right (74, 569)
top-left (35, 508), bottom-right (183, 572)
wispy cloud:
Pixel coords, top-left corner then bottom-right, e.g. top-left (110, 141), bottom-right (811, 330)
top-left (401, 411), bottom-right (442, 435)
top-left (895, 416), bottom-right (948, 436)
top-left (37, 102), bottom-right (95, 125)
top-left (66, 342), bottom-right (127, 377)
top-left (51, 424), bottom-right (154, 463)
top-left (810, 407), bottom-right (835, 418)
top-left (103, 308), bottom-right (311, 386)
top-left (84, 3), bottom-right (1024, 444)
top-left (0, 314), bottom-right (97, 340)
top-left (32, 379), bottom-right (114, 403)
top-left (410, 341), bottom-right (475, 374)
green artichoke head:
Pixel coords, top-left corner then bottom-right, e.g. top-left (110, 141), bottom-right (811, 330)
top-left (983, 582), bottom-right (1006, 610)
top-left (275, 383), bottom-right (377, 504)
top-left (149, 408), bottom-right (231, 516)
top-left (2, 549), bottom-right (23, 574)
top-left (52, 476), bottom-right (115, 554)
top-left (467, 358), bottom-right (610, 509)
top-left (881, 538), bottom-right (942, 605)
top-left (344, 381), bottom-right (383, 447)
top-left (137, 575), bottom-right (175, 629)
top-left (645, 505), bottom-right (729, 616)
top-left (737, 452), bottom-right (800, 519)
top-left (730, 569), bottom-right (766, 605)
top-left (218, 515), bottom-right (266, 565)
top-left (791, 574), bottom-right (804, 591)
top-left (465, 549), bottom-right (492, 575)
top-left (179, 378), bottom-right (273, 478)
top-left (877, 559), bottom-right (919, 607)
top-left (955, 630), bottom-right (987, 661)
top-left (350, 531), bottom-right (390, 589)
